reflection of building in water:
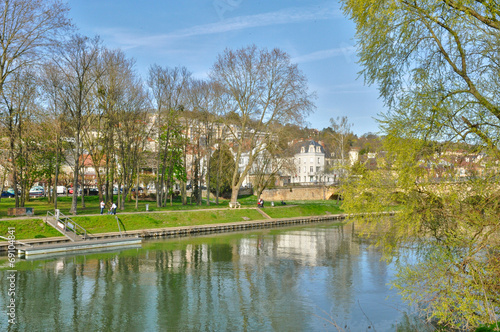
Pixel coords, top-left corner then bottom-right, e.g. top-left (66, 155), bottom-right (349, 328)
top-left (275, 232), bottom-right (323, 264)
top-left (238, 229), bottom-right (349, 265)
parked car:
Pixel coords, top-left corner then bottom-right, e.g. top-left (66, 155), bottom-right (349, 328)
top-left (7, 188), bottom-right (20, 195)
top-left (29, 186), bottom-right (45, 197)
top-left (87, 188), bottom-right (99, 196)
top-left (68, 186), bottom-right (81, 195)
top-left (57, 186), bottom-right (67, 194)
top-left (1, 191), bottom-right (14, 198)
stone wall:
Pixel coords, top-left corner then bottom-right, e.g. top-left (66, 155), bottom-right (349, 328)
top-left (260, 186), bottom-right (337, 202)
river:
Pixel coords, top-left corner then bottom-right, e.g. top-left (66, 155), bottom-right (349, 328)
top-left (0, 221), bottom-right (425, 331)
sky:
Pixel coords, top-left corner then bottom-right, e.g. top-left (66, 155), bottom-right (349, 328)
top-left (66, 0), bottom-right (385, 135)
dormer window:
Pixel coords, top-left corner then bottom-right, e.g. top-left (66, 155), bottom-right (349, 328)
top-left (316, 146), bottom-right (321, 153)
top-left (309, 145), bottom-right (314, 153)
top-left (301, 147), bottom-right (305, 153)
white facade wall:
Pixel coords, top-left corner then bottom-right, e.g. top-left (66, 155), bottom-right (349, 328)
top-left (287, 141), bottom-right (337, 185)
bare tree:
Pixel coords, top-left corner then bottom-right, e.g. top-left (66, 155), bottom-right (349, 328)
top-left (0, 67), bottom-right (39, 207)
top-left (328, 116), bottom-right (352, 203)
top-left (251, 140), bottom-right (296, 199)
top-left (55, 35), bottom-right (103, 215)
top-left (147, 65), bottom-right (190, 207)
top-left (210, 45), bottom-right (315, 203)
top-left (0, 0), bottom-right (70, 206)
top-left (113, 63), bottom-right (149, 210)
top-left (329, 116), bottom-right (353, 172)
top-left (40, 60), bottom-right (67, 209)
top-left (0, 0), bottom-right (71, 95)
top-left (89, 48), bottom-right (137, 204)
top-left (187, 79), bottom-right (224, 205)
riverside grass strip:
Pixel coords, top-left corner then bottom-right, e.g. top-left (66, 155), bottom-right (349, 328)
top-left (0, 198), bottom-right (344, 240)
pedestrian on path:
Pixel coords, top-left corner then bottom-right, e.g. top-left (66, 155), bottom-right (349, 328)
top-left (110, 202), bottom-right (117, 215)
top-left (100, 200), bottom-right (105, 214)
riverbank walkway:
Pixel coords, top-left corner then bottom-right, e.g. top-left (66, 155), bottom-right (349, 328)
top-left (1, 206), bottom-right (350, 256)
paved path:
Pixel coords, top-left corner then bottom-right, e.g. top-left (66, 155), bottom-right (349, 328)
top-left (256, 208), bottom-right (271, 219)
top-left (0, 205), bottom-right (294, 222)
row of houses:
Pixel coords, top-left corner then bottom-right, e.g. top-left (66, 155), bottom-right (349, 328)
top-left (55, 136), bottom-right (491, 193)
top-left (2, 110), bottom-right (491, 194)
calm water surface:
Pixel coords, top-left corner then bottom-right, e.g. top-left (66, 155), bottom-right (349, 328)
top-left (0, 222), bottom-right (415, 331)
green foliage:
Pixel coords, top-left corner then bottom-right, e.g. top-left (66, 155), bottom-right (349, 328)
top-left (342, 136), bottom-right (500, 329)
top-left (475, 323), bottom-right (500, 332)
top-left (208, 144), bottom-right (237, 198)
top-left (340, 0), bottom-right (500, 328)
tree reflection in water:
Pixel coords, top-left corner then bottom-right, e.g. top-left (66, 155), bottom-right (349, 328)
top-left (0, 222), bottom-right (433, 331)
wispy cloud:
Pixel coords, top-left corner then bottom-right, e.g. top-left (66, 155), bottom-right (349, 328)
top-left (292, 46), bottom-right (356, 64)
top-left (101, 5), bottom-right (342, 49)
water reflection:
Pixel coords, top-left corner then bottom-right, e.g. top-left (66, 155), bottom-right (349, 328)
top-left (0, 222), bottom-right (416, 331)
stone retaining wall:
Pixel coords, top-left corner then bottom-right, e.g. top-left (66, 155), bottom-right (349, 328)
top-left (260, 186), bottom-right (338, 201)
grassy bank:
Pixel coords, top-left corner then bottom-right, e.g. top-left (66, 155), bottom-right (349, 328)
top-left (0, 194), bottom-right (224, 218)
top-left (0, 196), bottom-right (343, 240)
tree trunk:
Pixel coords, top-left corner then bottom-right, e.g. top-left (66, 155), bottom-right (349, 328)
top-left (80, 166), bottom-right (85, 209)
top-left (70, 134), bottom-right (80, 215)
top-left (54, 137), bottom-right (60, 210)
top-left (230, 186), bottom-right (239, 203)
top-left (216, 143), bottom-right (221, 205)
top-left (135, 162), bottom-right (139, 209)
top-left (206, 143), bottom-right (211, 206)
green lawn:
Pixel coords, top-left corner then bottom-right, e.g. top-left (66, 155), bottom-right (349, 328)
top-left (71, 208), bottom-right (265, 234)
top-left (0, 194), bottom-right (269, 218)
top-left (263, 202), bottom-right (344, 219)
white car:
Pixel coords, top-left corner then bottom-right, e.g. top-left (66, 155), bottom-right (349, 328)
top-left (29, 186), bottom-right (45, 197)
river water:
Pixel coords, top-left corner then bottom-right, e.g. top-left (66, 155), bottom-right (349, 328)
top-left (0, 222), bottom-right (420, 331)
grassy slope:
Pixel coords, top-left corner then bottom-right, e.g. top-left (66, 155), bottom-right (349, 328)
top-left (0, 195), bottom-right (344, 240)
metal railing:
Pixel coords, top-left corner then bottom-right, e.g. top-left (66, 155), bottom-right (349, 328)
top-left (46, 210), bottom-right (89, 240)
top-left (115, 216), bottom-right (123, 238)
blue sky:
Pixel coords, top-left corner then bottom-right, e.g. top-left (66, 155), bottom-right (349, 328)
top-left (67, 0), bottom-right (384, 135)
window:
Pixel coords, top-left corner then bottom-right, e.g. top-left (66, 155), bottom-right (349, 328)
top-left (318, 158), bottom-right (320, 164)
top-left (316, 146), bottom-right (321, 152)
top-left (310, 166), bottom-right (313, 173)
top-left (301, 147), bottom-right (305, 153)
top-left (309, 145), bottom-right (314, 153)
top-left (316, 166), bottom-right (320, 172)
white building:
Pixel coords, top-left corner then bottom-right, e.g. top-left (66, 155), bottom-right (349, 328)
top-left (289, 140), bottom-right (337, 185)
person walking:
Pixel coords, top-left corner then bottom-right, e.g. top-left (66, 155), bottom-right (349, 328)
top-left (100, 200), bottom-right (105, 214)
